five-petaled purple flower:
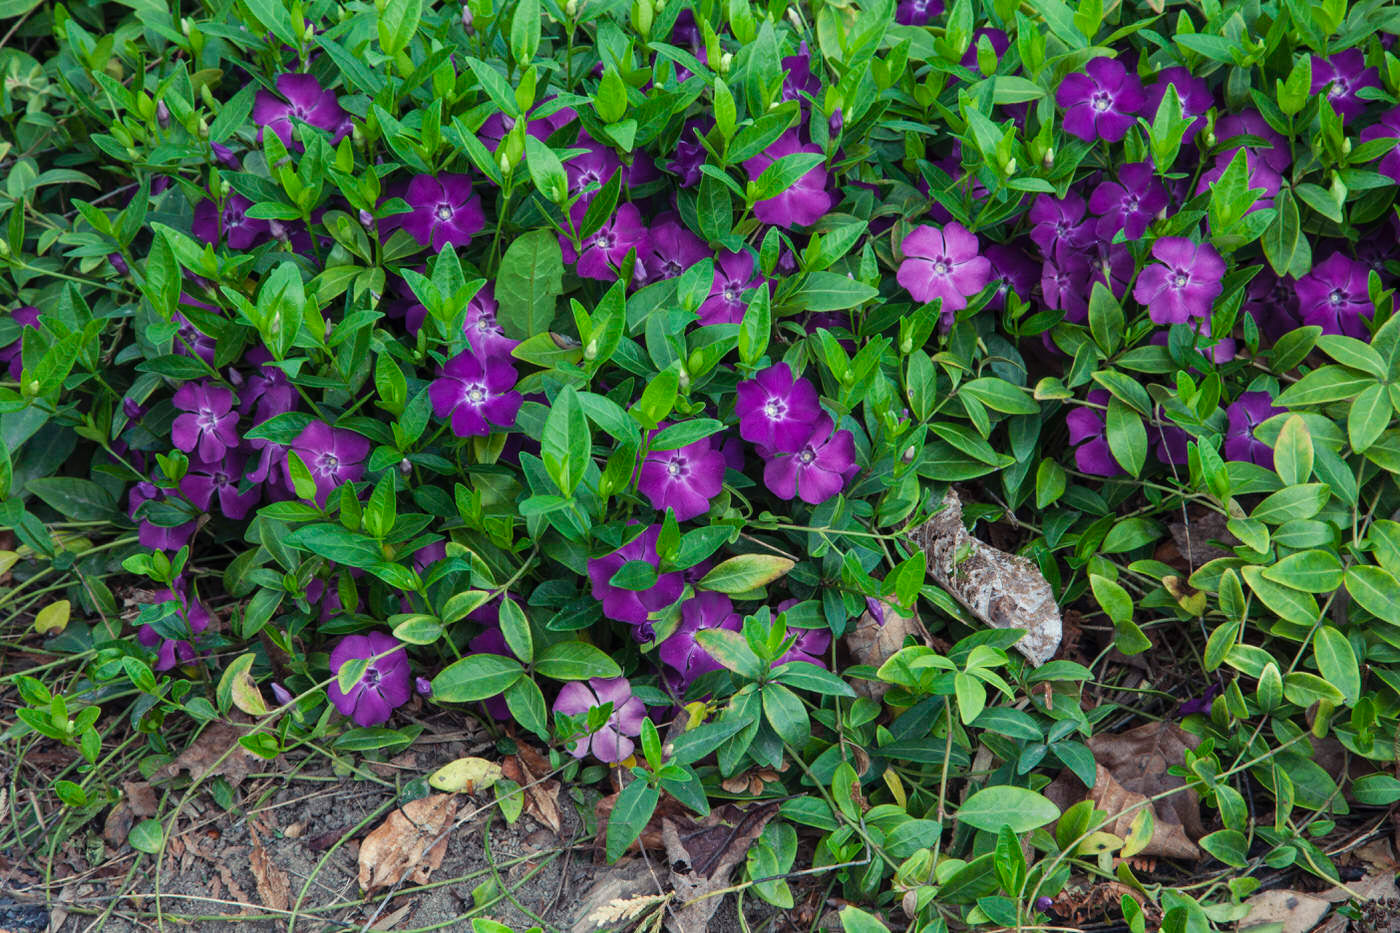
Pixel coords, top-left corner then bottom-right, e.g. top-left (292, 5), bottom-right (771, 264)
top-left (429, 350), bottom-right (523, 438)
top-left (1, 306), bottom-right (39, 379)
top-left (287, 421), bottom-right (369, 507)
top-left (1144, 66), bottom-right (1213, 139)
top-left (1362, 106), bottom-right (1400, 184)
top-left (1056, 57), bottom-right (1144, 143)
top-left (563, 202), bottom-right (648, 281)
top-left (735, 363), bottom-right (822, 453)
top-left (181, 453), bottom-right (261, 520)
top-left (658, 591), bottom-right (741, 688)
top-left (193, 194), bottom-right (270, 250)
top-left (587, 524), bottom-right (685, 628)
top-left (253, 73), bottom-right (351, 151)
top-left (172, 382), bottom-right (239, 463)
top-left (1312, 50), bottom-right (1380, 122)
top-left (700, 251), bottom-right (765, 326)
top-left (984, 245), bottom-right (1039, 311)
top-left (128, 482), bottom-right (198, 552)
top-left (1028, 192), bottom-right (1094, 263)
top-left (1089, 163), bottom-right (1168, 241)
top-left (637, 426), bottom-right (726, 521)
top-left (554, 677), bottom-right (646, 763)
top-left (1066, 389), bottom-right (1122, 477)
top-left (895, 0), bottom-right (943, 25)
top-left (137, 581), bottom-right (212, 671)
top-left (1132, 237), bottom-right (1225, 325)
top-left (328, 632), bottom-right (412, 727)
top-left (1295, 252), bottom-right (1372, 338)
top-left (896, 222), bottom-right (991, 323)
top-left (743, 131), bottom-right (832, 229)
top-left (462, 285), bottom-right (520, 357)
top-left (640, 213), bottom-right (708, 284)
top-left (565, 134), bottom-right (622, 204)
top-left (1224, 392), bottom-right (1283, 469)
top-left (762, 413), bottom-right (858, 505)
top-left (399, 174), bottom-right (487, 250)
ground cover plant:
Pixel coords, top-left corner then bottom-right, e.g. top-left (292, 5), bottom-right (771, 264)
top-left (6, 0), bottom-right (1400, 928)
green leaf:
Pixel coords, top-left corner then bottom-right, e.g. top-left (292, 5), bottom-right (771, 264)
top-left (541, 385), bottom-right (590, 496)
top-left (839, 907), bottom-right (892, 933)
top-left (762, 683), bottom-right (810, 746)
top-left (1088, 283), bottom-right (1123, 355)
top-left (649, 419), bottom-right (724, 451)
top-left (504, 677), bottom-right (548, 738)
top-left (523, 135), bottom-right (567, 203)
top-left (495, 229), bottom-right (563, 340)
top-left (958, 786), bottom-right (1061, 833)
top-left (1089, 574), bottom-right (1132, 625)
top-left (431, 654), bottom-right (525, 702)
top-left (25, 477), bottom-right (116, 521)
top-left (1349, 383), bottom-right (1390, 453)
top-left (1106, 397), bottom-right (1146, 477)
top-left (697, 554), bottom-right (795, 593)
top-left (954, 672), bottom-right (985, 724)
top-left (533, 641), bottom-right (622, 680)
top-left (1275, 365), bottom-right (1373, 407)
top-left (129, 819), bottom-right (165, 855)
top-left (1261, 549), bottom-right (1344, 593)
top-left (509, 0), bottom-right (541, 63)
top-left (1242, 565), bottom-right (1320, 626)
top-left (1346, 564), bottom-right (1400, 626)
top-left (1351, 774), bottom-right (1400, 805)
top-left (498, 597), bottom-right (534, 664)
top-left (694, 629), bottom-right (765, 680)
top-left (959, 377), bottom-right (1039, 415)
top-left (1251, 484), bottom-right (1331, 524)
top-left (377, 0), bottom-right (423, 55)
top-left (771, 662), bottom-right (856, 697)
top-left (791, 271), bottom-right (879, 311)
top-left (751, 152), bottom-right (825, 202)
top-left (605, 778), bottom-right (659, 862)
top-left (1312, 625), bottom-right (1360, 705)
top-left (1274, 415), bottom-right (1313, 486)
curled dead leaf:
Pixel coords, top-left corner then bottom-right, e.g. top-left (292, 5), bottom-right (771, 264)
top-left (155, 718), bottom-right (261, 788)
top-left (357, 793), bottom-right (458, 892)
top-left (428, 756), bottom-right (503, 795)
top-left (501, 744), bottom-right (561, 835)
top-left (846, 599), bottom-right (926, 701)
top-left (663, 802), bottom-right (781, 933)
top-left (249, 843), bottom-right (290, 911)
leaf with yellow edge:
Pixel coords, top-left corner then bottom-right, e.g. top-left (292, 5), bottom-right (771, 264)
top-left (428, 757), bottom-right (503, 794)
top-left (35, 599), bottom-right (70, 634)
top-left (0, 551), bottom-right (19, 576)
top-left (1121, 806), bottom-right (1154, 858)
top-left (231, 667), bottom-right (269, 716)
top-left (882, 769), bottom-right (907, 809)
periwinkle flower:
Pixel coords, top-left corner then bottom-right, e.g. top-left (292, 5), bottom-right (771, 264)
top-left (399, 174), bottom-right (486, 250)
top-left (1215, 111), bottom-right (1291, 174)
top-left (762, 413), bottom-right (858, 505)
top-left (587, 524), bottom-right (685, 627)
top-left (743, 131), bottom-right (832, 229)
top-left (1295, 252), bottom-right (1373, 338)
top-left (667, 119), bottom-right (712, 187)
top-left (562, 202), bottom-right (648, 281)
top-left (128, 482), bottom-right (197, 551)
top-left (462, 285), bottom-right (519, 357)
top-left (239, 347), bottom-right (296, 423)
top-left (1194, 150), bottom-right (1281, 214)
top-left (109, 253), bottom-right (130, 276)
top-left (1312, 50), bottom-right (1380, 122)
top-left (1244, 271), bottom-right (1303, 341)
top-left (1132, 237), bottom-right (1225, 325)
top-left (428, 350), bottom-right (523, 438)
top-left (1224, 392), bottom-right (1283, 469)
top-left (984, 245), bottom-right (1039, 311)
top-left (735, 363), bottom-right (822, 453)
top-left (1028, 191), bottom-right (1094, 262)
top-left (1089, 162), bottom-right (1168, 240)
top-left (1153, 413), bottom-right (1192, 466)
top-left (1094, 242), bottom-right (1136, 301)
top-left (0, 306), bottom-right (39, 379)
top-left (896, 222), bottom-right (991, 323)
top-left (328, 632), bottom-right (412, 727)
top-left (253, 73), bottom-right (351, 150)
top-left (775, 625), bottom-right (831, 667)
top-left (1361, 106), bottom-right (1400, 184)
top-left (640, 213), bottom-right (708, 283)
top-left (173, 309), bottom-right (216, 364)
top-left (137, 582), bottom-right (212, 671)
top-left (554, 677), bottom-right (646, 763)
top-left (896, 0), bottom-right (943, 26)
top-left (1144, 66), bottom-right (1213, 138)
top-left (637, 427), bottom-right (727, 521)
top-left (193, 194), bottom-right (270, 250)
top-left (658, 592), bottom-right (741, 687)
top-left (286, 421), bottom-right (369, 507)
top-left (1178, 680), bottom-right (1224, 717)
top-left (1041, 253), bottom-right (1092, 322)
top-left (781, 52), bottom-right (820, 104)
top-left (565, 134), bottom-right (622, 203)
top-left (960, 28), bottom-right (1011, 70)
top-left (1066, 390), bottom-right (1121, 477)
top-left (699, 251), bottom-right (765, 326)
top-left (181, 453), bottom-right (261, 520)
top-left (172, 382), bottom-right (239, 463)
top-left (1057, 57), bottom-right (1144, 143)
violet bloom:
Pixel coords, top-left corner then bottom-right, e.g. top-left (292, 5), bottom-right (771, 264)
top-left (253, 73), bottom-right (351, 150)
top-left (1057, 57), bottom-right (1144, 142)
top-left (565, 134), bottom-right (622, 204)
top-left (1028, 191), bottom-right (1094, 262)
top-left (1089, 163), bottom-right (1168, 240)
top-left (239, 347), bottom-right (296, 423)
top-left (127, 482), bottom-right (197, 551)
top-left (699, 251), bottom-right (765, 326)
top-left (1093, 242), bottom-right (1136, 301)
top-left (775, 625), bottom-right (831, 667)
top-left (1215, 111), bottom-right (1292, 174)
top-left (1295, 252), bottom-right (1373, 338)
top-left (743, 131), bottom-right (833, 229)
top-left (399, 174), bottom-right (486, 251)
top-left (562, 202), bottom-right (647, 281)
top-left (181, 453), bottom-right (261, 519)
top-left (1312, 50), bottom-right (1379, 122)
top-left (781, 53), bottom-right (820, 104)
top-left (1245, 271), bottom-right (1304, 341)
top-left (637, 428), bottom-right (726, 521)
top-left (1133, 237), bottom-right (1225, 325)
top-left (1041, 253), bottom-right (1092, 323)
top-left (172, 382), bottom-right (239, 463)
top-left (1364, 107), bottom-right (1400, 183)
top-left (961, 28), bottom-right (1011, 70)
top-left (735, 363), bottom-right (822, 452)
top-left (896, 0), bottom-right (943, 26)
top-left (137, 583), bottom-right (212, 671)
top-left (0, 306), bottom-right (39, 379)
top-left (554, 677), bottom-right (646, 763)
top-left (640, 213), bottom-right (708, 283)
top-left (668, 120), bottom-right (711, 187)
top-left (658, 592), bottom-right (742, 687)
top-left (1178, 680), bottom-right (1224, 717)
top-left (173, 309), bottom-right (216, 364)
top-left (429, 350), bottom-right (523, 438)
top-left (1195, 150), bottom-right (1281, 214)
top-left (1153, 412), bottom-right (1192, 466)
top-left (896, 222), bottom-right (991, 323)
top-left (762, 413), bottom-right (859, 505)
top-left (193, 194), bottom-right (270, 250)
top-left (587, 524), bottom-right (685, 627)
top-left (286, 421), bottom-right (369, 507)
top-left (1066, 390), bottom-right (1121, 477)
top-left (983, 245), bottom-right (1039, 311)
top-left (327, 632), bottom-right (412, 727)
top-left (462, 285), bottom-right (520, 357)
top-left (1224, 392), bottom-right (1283, 469)
top-left (1144, 67), bottom-right (1213, 138)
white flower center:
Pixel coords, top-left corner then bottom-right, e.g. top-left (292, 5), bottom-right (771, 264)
top-left (933, 258), bottom-right (951, 275)
top-left (1091, 91), bottom-right (1113, 112)
top-left (798, 448), bottom-right (815, 464)
top-left (763, 398), bottom-right (787, 420)
top-left (466, 384), bottom-right (487, 404)
top-left (1329, 288), bottom-right (1346, 306)
top-left (1172, 272), bottom-right (1189, 288)
top-left (436, 203), bottom-right (454, 221)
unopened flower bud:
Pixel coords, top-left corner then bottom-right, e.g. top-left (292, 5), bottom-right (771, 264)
top-left (787, 7), bottom-right (802, 29)
top-left (719, 52), bottom-right (733, 73)
top-left (828, 108), bottom-right (843, 137)
top-left (499, 151), bottom-right (511, 174)
top-left (270, 682), bottom-right (293, 705)
top-left (0, 239), bottom-right (10, 257)
top-left (584, 339), bottom-right (598, 360)
top-left (25, 379), bottom-right (39, 396)
top-left (1342, 136), bottom-right (1352, 156)
top-left (303, 22), bottom-right (315, 41)
top-left (415, 676), bottom-right (432, 697)
top-left (180, 16), bottom-right (191, 35)
top-left (461, 4), bottom-right (473, 27)
top-left (269, 219), bottom-right (288, 241)
top-left (900, 337), bottom-right (912, 354)
top-left (197, 117), bottom-right (210, 139)
top-left (399, 458), bottom-right (413, 476)
top-left (678, 366), bottom-right (690, 390)
top-left (359, 208), bottom-right (374, 227)
top-left (566, 0), bottom-right (578, 16)
top-left (1003, 157), bottom-right (1015, 175)
top-left (156, 100), bottom-right (170, 128)
top-left (1042, 148), bottom-right (1054, 170)
top-left (109, 253), bottom-right (130, 276)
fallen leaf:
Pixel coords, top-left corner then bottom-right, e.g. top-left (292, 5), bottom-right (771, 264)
top-left (155, 719), bottom-right (262, 788)
top-left (429, 757), bottom-right (503, 795)
top-left (1167, 509), bottom-right (1235, 571)
top-left (102, 800), bottom-right (134, 848)
top-left (909, 489), bottom-right (1062, 665)
top-left (357, 793), bottom-right (458, 892)
top-left (501, 745), bottom-right (562, 835)
top-left (35, 599), bottom-right (71, 635)
top-left (249, 843), bottom-right (290, 911)
top-left (1241, 889), bottom-right (1330, 933)
top-left (1084, 763), bottom-right (1197, 860)
top-left (568, 858), bottom-right (660, 933)
top-left (122, 781), bottom-right (158, 817)
top-left (663, 802), bottom-right (781, 933)
top-left (845, 599), bottom-right (927, 701)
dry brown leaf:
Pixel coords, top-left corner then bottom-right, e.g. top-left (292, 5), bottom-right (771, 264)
top-left (357, 793), bottom-right (458, 892)
top-left (502, 745), bottom-right (562, 835)
top-left (1241, 889), bottom-right (1330, 933)
top-left (102, 800), bottom-right (134, 848)
top-left (249, 843), bottom-right (290, 911)
top-left (909, 489), bottom-right (1062, 665)
top-left (1085, 763), bottom-right (1198, 860)
top-left (155, 719), bottom-right (261, 788)
top-left (568, 858), bottom-right (659, 933)
top-left (663, 802), bottom-right (781, 933)
top-left (846, 599), bottom-right (926, 700)
top-left (122, 781), bottom-right (158, 817)
top-left (1167, 509), bottom-right (1236, 571)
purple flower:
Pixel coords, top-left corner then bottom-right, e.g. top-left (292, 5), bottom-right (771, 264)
top-left (637, 427), bottom-right (726, 521)
top-left (1312, 50), bottom-right (1379, 122)
top-left (428, 350), bottom-right (523, 438)
top-left (565, 134), bottom-right (622, 204)
top-left (1089, 162), bottom-right (1168, 240)
top-left (775, 625), bottom-right (831, 668)
top-left (171, 382), bottom-right (239, 462)
top-left (181, 453), bottom-right (261, 519)
top-left (1295, 252), bottom-right (1372, 338)
top-left (1028, 191), bottom-right (1094, 262)
top-left (173, 308), bottom-right (216, 364)
top-left (193, 194), bottom-right (270, 250)
top-left (735, 363), bottom-right (822, 453)
top-left (399, 175), bottom-right (486, 251)
top-left (252, 73), bottom-right (351, 151)
top-left (1132, 238), bottom-right (1225, 325)
top-left (1056, 57), bottom-right (1145, 143)
top-left (762, 413), bottom-right (858, 505)
top-left (239, 347), bottom-right (296, 422)
top-left (1245, 271), bottom-right (1303, 341)
top-left (1041, 253), bottom-right (1092, 322)
top-left (415, 676), bottom-right (432, 697)
top-left (699, 251), bottom-right (765, 326)
top-left (1153, 412), bottom-right (1192, 466)
top-left (639, 213), bottom-right (708, 284)
top-left (1067, 390), bottom-right (1121, 477)
top-left (961, 28), bottom-right (1011, 70)
top-left (1144, 67), bottom-right (1213, 139)
top-left (462, 285), bottom-right (519, 357)
top-left (0, 306), bottom-right (39, 380)
top-left (984, 245), bottom-right (1039, 311)
top-left (895, 0), bottom-right (943, 25)
top-left (587, 524), bottom-right (685, 627)
top-left (1215, 111), bottom-right (1291, 174)
top-left (1094, 242), bottom-right (1135, 300)
top-left (286, 421), bottom-right (369, 507)
top-left (563, 202), bottom-right (648, 281)
top-left (1224, 392), bottom-right (1283, 469)
top-left (271, 682), bottom-right (294, 706)
top-left (896, 223), bottom-right (991, 323)
top-left (1363, 107), bottom-right (1400, 183)
top-left (658, 592), bottom-right (742, 687)
top-left (554, 677), bottom-right (646, 763)
top-left (108, 253), bottom-right (130, 276)
top-left (137, 582), bottom-right (212, 671)
top-left (781, 53), bottom-right (820, 104)
top-left (127, 482), bottom-right (197, 551)
top-left (1194, 150), bottom-right (1281, 214)
top-left (743, 131), bottom-right (832, 229)
top-left (667, 120), bottom-right (711, 187)
top-left (327, 632), bottom-right (412, 727)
